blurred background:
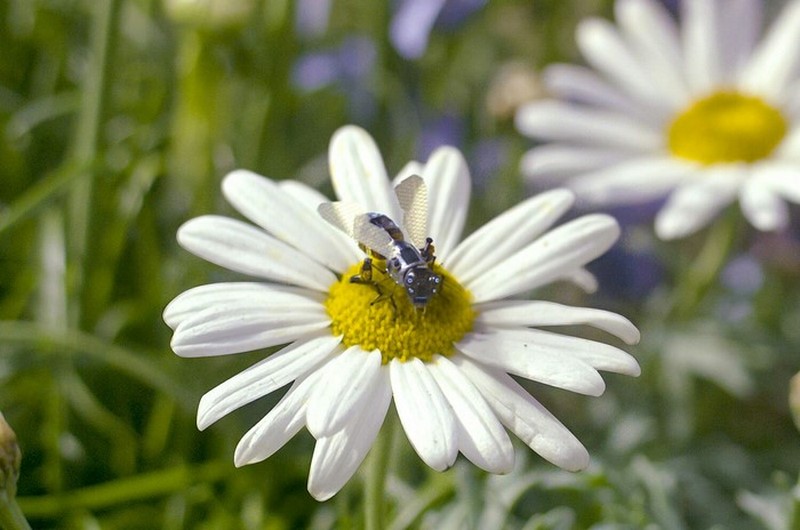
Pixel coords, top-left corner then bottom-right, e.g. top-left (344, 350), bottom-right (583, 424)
top-left (1, 0), bottom-right (799, 528)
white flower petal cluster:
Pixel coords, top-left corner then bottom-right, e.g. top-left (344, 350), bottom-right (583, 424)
top-left (164, 125), bottom-right (640, 501)
top-left (517, 0), bottom-right (800, 239)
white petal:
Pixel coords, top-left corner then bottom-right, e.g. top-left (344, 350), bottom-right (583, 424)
top-left (476, 300), bottom-right (640, 345)
top-left (278, 180), bottom-right (330, 209)
top-left (615, 0), bottom-right (690, 106)
top-left (576, 18), bottom-right (672, 115)
top-left (428, 355), bottom-right (515, 474)
top-left (740, 0), bottom-right (800, 100)
top-left (516, 101), bottom-right (662, 150)
top-left (739, 178), bottom-right (789, 231)
top-left (454, 356), bottom-right (590, 471)
top-left (654, 166), bottom-right (744, 239)
top-left (783, 84), bottom-right (800, 122)
top-left (329, 125), bottom-right (400, 220)
top-left (561, 267), bottom-right (599, 293)
top-left (177, 216), bottom-right (338, 291)
top-left (389, 358), bottom-right (458, 471)
top-left (222, 170), bottom-right (357, 273)
top-left (542, 64), bottom-right (660, 123)
top-left (456, 331), bottom-right (607, 396)
top-left (419, 147), bottom-right (471, 261)
top-left (521, 145), bottom-right (632, 183)
top-left (446, 189), bottom-right (575, 285)
top-left (718, 0), bottom-right (762, 76)
top-left (569, 157), bottom-right (695, 205)
top-left (234, 370), bottom-right (322, 466)
top-left (307, 371), bottom-right (392, 501)
top-left (394, 161), bottom-right (425, 185)
top-left (163, 282), bottom-right (325, 330)
top-left (170, 297), bottom-right (330, 357)
top-left (776, 127), bottom-right (800, 160)
top-left (751, 162), bottom-right (800, 203)
top-left (197, 333), bottom-right (341, 430)
top-left (489, 327), bottom-right (639, 376)
top-left (681, 0), bottom-right (722, 91)
top-left (306, 347), bottom-right (383, 437)
top-left (468, 214), bottom-right (620, 303)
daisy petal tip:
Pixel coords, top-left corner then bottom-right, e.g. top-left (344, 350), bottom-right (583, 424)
top-left (233, 441), bottom-right (263, 468)
top-left (586, 378), bottom-right (607, 398)
top-left (562, 447), bottom-right (590, 472)
top-left (222, 168), bottom-right (259, 188)
top-left (232, 452), bottom-right (250, 468)
top-left (748, 209), bottom-right (788, 232)
top-left (575, 16), bottom-right (609, 44)
top-left (654, 215), bottom-right (693, 240)
top-left (628, 361), bottom-right (642, 378)
top-left (497, 456), bottom-right (515, 475)
top-left (594, 213), bottom-right (621, 237)
top-left (617, 320), bottom-right (641, 346)
top-left (534, 435), bottom-right (590, 472)
top-left (195, 403), bottom-right (215, 432)
top-left (551, 187), bottom-right (576, 204)
top-left (162, 306), bottom-right (178, 330)
top-left (331, 124), bottom-right (370, 149)
top-left (307, 483), bottom-right (338, 503)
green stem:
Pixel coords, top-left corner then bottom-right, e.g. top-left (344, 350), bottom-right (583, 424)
top-left (667, 210), bottom-right (740, 321)
top-left (16, 461), bottom-right (228, 518)
top-left (364, 413), bottom-right (394, 530)
top-left (0, 492), bottom-right (32, 530)
top-left (67, 0), bottom-right (120, 327)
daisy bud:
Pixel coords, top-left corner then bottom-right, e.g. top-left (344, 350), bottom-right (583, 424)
top-left (0, 412), bottom-right (21, 498)
top-left (790, 372), bottom-right (800, 433)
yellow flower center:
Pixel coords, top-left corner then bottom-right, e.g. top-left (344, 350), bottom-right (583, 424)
top-left (325, 262), bottom-right (475, 364)
top-left (667, 90), bottom-right (787, 165)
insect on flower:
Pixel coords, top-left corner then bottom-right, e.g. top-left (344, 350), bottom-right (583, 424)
top-left (319, 175), bottom-right (442, 308)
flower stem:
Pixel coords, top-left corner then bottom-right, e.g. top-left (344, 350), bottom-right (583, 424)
top-left (364, 413), bottom-right (394, 530)
top-left (67, 0), bottom-right (120, 327)
top-left (0, 492), bottom-right (32, 530)
top-left (667, 209), bottom-right (739, 321)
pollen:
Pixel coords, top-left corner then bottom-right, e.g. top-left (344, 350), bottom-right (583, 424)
top-left (325, 262), bottom-right (475, 364)
top-left (667, 90), bottom-right (787, 165)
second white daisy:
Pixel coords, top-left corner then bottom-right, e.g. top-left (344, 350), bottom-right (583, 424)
top-left (517, 0), bottom-right (800, 239)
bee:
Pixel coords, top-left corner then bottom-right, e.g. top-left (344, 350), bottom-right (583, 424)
top-left (318, 175), bottom-right (442, 309)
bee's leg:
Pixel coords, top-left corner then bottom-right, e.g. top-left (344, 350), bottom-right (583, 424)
top-left (369, 285), bottom-right (397, 314)
top-left (421, 237), bottom-right (436, 266)
top-left (350, 257), bottom-right (374, 284)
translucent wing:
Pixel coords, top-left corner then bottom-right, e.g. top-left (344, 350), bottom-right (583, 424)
top-left (394, 174), bottom-right (428, 248)
top-left (317, 201), bottom-right (365, 238)
top-left (353, 215), bottom-right (396, 257)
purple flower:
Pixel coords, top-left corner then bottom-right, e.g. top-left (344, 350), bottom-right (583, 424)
top-left (295, 0), bottom-right (333, 38)
top-left (291, 37), bottom-right (378, 120)
top-left (390, 0), bottom-right (487, 59)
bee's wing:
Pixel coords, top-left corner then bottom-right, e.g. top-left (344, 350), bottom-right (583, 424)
top-left (394, 174), bottom-right (428, 249)
top-left (317, 201), bottom-right (365, 238)
top-left (353, 215), bottom-right (396, 257)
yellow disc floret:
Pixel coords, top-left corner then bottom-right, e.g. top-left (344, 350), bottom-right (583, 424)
top-left (667, 90), bottom-right (787, 165)
top-left (325, 262), bottom-right (475, 364)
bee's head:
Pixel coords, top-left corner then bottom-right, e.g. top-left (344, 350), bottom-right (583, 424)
top-left (404, 266), bottom-right (442, 308)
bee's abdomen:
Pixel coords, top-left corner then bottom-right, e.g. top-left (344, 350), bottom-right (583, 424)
top-left (366, 212), bottom-right (404, 241)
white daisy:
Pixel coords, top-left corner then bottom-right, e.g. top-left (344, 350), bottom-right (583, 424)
top-left (516, 0), bottom-right (800, 239)
top-left (163, 125), bottom-right (640, 501)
